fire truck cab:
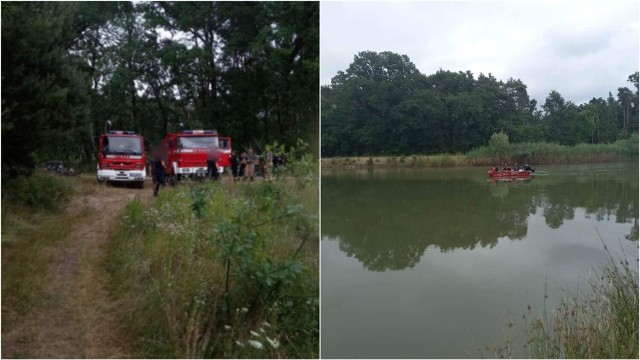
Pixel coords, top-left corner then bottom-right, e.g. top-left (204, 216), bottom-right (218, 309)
top-left (96, 130), bottom-right (146, 188)
top-left (162, 130), bottom-right (231, 180)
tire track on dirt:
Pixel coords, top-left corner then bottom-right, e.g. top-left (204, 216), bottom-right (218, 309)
top-left (2, 183), bottom-right (152, 358)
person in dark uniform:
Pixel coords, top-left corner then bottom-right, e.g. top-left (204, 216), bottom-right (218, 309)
top-left (206, 146), bottom-right (220, 181)
top-left (152, 144), bottom-right (168, 197)
top-left (230, 150), bottom-right (240, 182)
top-left (239, 151), bottom-right (247, 180)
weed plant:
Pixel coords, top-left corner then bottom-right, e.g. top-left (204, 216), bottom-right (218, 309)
top-left (107, 180), bottom-right (318, 358)
top-left (488, 243), bottom-right (638, 359)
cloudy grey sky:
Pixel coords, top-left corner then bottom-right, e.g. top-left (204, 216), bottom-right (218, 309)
top-left (321, 1), bottom-right (639, 105)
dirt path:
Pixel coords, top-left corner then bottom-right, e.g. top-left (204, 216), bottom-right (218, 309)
top-left (2, 181), bottom-right (153, 358)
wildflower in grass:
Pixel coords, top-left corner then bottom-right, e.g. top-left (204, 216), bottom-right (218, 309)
top-left (248, 340), bottom-right (263, 349)
top-left (224, 325), bottom-right (231, 330)
top-left (250, 330), bottom-right (260, 337)
top-left (235, 340), bottom-right (244, 347)
top-left (266, 337), bottom-right (280, 349)
top-left (261, 321), bottom-right (271, 328)
top-left (259, 327), bottom-right (265, 333)
top-left (241, 307), bottom-right (248, 313)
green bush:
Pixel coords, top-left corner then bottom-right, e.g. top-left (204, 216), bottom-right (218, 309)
top-left (366, 157), bottom-right (374, 166)
top-left (108, 180), bottom-right (318, 358)
top-left (489, 131), bottom-right (510, 148)
top-left (4, 172), bottom-right (73, 212)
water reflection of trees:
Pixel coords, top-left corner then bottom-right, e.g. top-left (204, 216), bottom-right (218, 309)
top-left (539, 176), bottom-right (638, 231)
top-left (322, 174), bottom-right (638, 271)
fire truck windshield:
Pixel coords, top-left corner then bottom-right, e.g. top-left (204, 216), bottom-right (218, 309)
top-left (178, 136), bottom-right (219, 149)
top-left (103, 136), bottom-right (142, 155)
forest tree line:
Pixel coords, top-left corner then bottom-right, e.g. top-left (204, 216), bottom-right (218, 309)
top-left (321, 51), bottom-right (638, 157)
top-left (2, 1), bottom-right (319, 179)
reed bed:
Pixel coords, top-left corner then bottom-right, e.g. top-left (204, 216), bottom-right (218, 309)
top-left (467, 137), bottom-right (638, 166)
top-left (322, 137), bottom-right (638, 169)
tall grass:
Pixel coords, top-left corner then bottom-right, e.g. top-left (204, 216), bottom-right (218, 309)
top-left (106, 180), bottom-right (319, 358)
top-left (1, 173), bottom-right (80, 314)
top-left (490, 244), bottom-right (638, 359)
top-left (467, 136), bottom-right (639, 166)
top-left (322, 136), bottom-right (639, 168)
top-left (323, 154), bottom-right (467, 168)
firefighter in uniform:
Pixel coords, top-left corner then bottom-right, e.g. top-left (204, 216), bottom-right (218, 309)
top-left (152, 144), bottom-right (168, 197)
top-left (245, 148), bottom-right (258, 181)
top-left (207, 146), bottom-right (220, 181)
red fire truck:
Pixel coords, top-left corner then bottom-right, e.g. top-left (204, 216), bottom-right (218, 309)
top-left (162, 129), bottom-right (231, 181)
top-left (96, 130), bottom-right (146, 188)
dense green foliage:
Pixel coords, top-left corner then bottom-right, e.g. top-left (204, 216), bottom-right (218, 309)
top-left (322, 51), bottom-right (638, 157)
top-left (108, 180), bottom-right (318, 358)
top-left (2, 1), bottom-right (319, 179)
top-left (3, 173), bottom-right (74, 212)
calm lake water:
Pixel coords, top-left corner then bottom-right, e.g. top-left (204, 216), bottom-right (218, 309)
top-left (321, 162), bottom-right (638, 359)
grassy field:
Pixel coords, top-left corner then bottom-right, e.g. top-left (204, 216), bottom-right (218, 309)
top-left (106, 174), bottom-right (319, 358)
top-left (322, 137), bottom-right (639, 169)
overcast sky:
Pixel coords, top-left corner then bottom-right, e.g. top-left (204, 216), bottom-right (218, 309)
top-left (321, 1), bottom-right (639, 105)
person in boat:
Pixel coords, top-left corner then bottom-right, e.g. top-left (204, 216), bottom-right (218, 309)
top-left (502, 163), bottom-right (511, 171)
top-left (523, 164), bottom-right (534, 172)
top-left (514, 163), bottom-right (520, 171)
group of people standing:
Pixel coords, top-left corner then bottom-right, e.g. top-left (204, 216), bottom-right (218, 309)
top-left (150, 144), bottom-right (282, 197)
top-left (229, 147), bottom-right (277, 182)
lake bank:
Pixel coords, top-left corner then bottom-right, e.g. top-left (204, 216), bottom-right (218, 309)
top-left (322, 138), bottom-right (638, 169)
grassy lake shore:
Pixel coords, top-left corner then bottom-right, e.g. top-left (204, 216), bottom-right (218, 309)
top-left (490, 247), bottom-right (638, 359)
top-left (322, 137), bottom-right (639, 169)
